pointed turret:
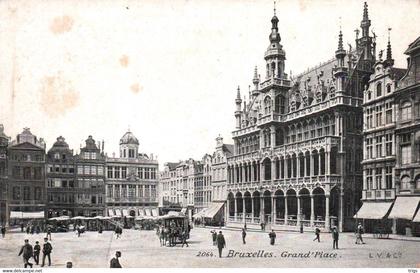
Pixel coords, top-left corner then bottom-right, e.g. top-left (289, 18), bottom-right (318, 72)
top-left (333, 28), bottom-right (348, 95)
top-left (356, 2), bottom-right (375, 66)
top-left (235, 86), bottom-right (243, 129)
top-left (385, 28), bottom-right (394, 67)
top-left (361, 2), bottom-right (371, 38)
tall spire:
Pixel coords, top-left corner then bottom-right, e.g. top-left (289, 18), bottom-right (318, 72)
top-left (360, 2), bottom-right (371, 38)
top-left (236, 86), bottom-right (241, 100)
top-left (385, 27), bottom-right (394, 67)
top-left (269, 1), bottom-right (280, 43)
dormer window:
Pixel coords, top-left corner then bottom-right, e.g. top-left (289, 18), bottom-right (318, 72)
top-left (376, 82), bottom-right (382, 97)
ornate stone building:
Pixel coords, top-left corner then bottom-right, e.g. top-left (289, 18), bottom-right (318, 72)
top-left (0, 125), bottom-right (10, 225)
top-left (74, 135), bottom-right (106, 217)
top-left (194, 154), bottom-right (212, 214)
top-left (226, 3), bottom-right (375, 231)
top-left (105, 131), bottom-right (159, 218)
top-left (358, 33), bottom-right (407, 232)
top-left (388, 36), bottom-right (420, 235)
top-left (7, 128), bottom-right (46, 224)
top-left (46, 136), bottom-right (76, 218)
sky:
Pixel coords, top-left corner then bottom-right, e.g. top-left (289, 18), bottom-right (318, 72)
top-left (0, 0), bottom-right (419, 168)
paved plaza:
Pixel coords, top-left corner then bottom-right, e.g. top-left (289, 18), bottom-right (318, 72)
top-left (0, 227), bottom-right (418, 268)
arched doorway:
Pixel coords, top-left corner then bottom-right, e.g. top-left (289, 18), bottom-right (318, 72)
top-left (263, 190), bottom-right (272, 223)
top-left (286, 189), bottom-right (297, 224)
top-left (244, 191), bottom-right (252, 222)
top-left (312, 187), bottom-right (326, 224)
top-left (236, 192), bottom-right (243, 221)
top-left (299, 188), bottom-right (311, 223)
top-left (274, 189), bottom-right (285, 224)
top-left (227, 192), bottom-right (235, 218)
top-left (252, 191), bottom-right (261, 223)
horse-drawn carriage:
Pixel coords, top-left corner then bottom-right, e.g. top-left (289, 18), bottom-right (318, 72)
top-left (160, 212), bottom-right (190, 245)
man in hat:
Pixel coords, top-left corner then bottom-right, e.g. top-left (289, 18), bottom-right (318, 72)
top-left (18, 239), bottom-right (33, 268)
top-left (110, 251), bottom-right (122, 268)
top-left (269, 230), bottom-right (276, 245)
top-left (241, 228), bottom-right (246, 244)
top-left (332, 226), bottom-right (339, 249)
top-left (216, 231), bottom-right (226, 258)
top-left (41, 237), bottom-right (53, 267)
top-left (33, 241), bottom-right (41, 265)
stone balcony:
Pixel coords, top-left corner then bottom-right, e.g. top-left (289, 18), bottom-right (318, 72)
top-left (362, 189), bottom-right (396, 201)
top-left (259, 77), bottom-right (291, 90)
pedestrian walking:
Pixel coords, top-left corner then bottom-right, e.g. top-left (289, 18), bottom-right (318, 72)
top-left (1, 225), bottom-right (6, 238)
top-left (211, 230), bottom-right (217, 246)
top-left (110, 251), bottom-right (122, 268)
top-left (46, 227), bottom-right (52, 241)
top-left (26, 225), bottom-right (30, 234)
top-left (41, 237), bottom-right (53, 267)
top-left (216, 231), bottom-right (226, 258)
top-left (33, 241), bottom-right (40, 265)
top-left (242, 228), bottom-right (246, 244)
top-left (332, 226), bottom-right (339, 249)
top-left (20, 223), bottom-right (24, 232)
top-left (355, 223), bottom-right (365, 244)
top-left (244, 223), bottom-right (247, 231)
top-left (269, 230), bottom-right (276, 245)
top-left (181, 230), bottom-right (189, 248)
top-left (313, 227), bottom-right (321, 242)
top-left (18, 239), bottom-right (33, 268)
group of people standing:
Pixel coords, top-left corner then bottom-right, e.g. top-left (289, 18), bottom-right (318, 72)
top-left (18, 237), bottom-right (53, 268)
top-left (156, 222), bottom-right (190, 247)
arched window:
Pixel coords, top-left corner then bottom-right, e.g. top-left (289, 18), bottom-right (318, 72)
top-left (376, 82), bottom-right (382, 97)
top-left (264, 96), bottom-right (272, 114)
top-left (367, 91), bottom-right (372, 100)
top-left (400, 176), bottom-right (411, 190)
top-left (386, 84), bottom-right (391, 94)
top-left (275, 95), bottom-right (286, 114)
top-left (401, 101), bottom-right (412, 121)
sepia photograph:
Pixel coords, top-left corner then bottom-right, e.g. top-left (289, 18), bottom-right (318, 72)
top-left (0, 0), bottom-right (419, 269)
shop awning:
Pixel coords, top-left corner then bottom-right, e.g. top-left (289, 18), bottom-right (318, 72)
top-left (122, 209), bottom-right (129, 217)
top-left (388, 196), bottom-right (420, 220)
top-left (138, 209), bottom-right (145, 217)
top-left (192, 208), bottom-right (207, 218)
top-left (353, 202), bottom-right (393, 219)
top-left (144, 208), bottom-right (152, 216)
top-left (413, 209), bottom-right (420, 222)
top-left (115, 209), bottom-right (122, 217)
top-left (204, 202), bottom-right (224, 219)
top-left (10, 211), bottom-right (44, 219)
top-left (151, 208), bottom-right (159, 217)
top-left (108, 209), bottom-right (115, 217)
top-left (181, 208), bottom-right (187, 214)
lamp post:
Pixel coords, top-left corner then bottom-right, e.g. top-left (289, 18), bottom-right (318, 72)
top-left (182, 189), bottom-right (189, 219)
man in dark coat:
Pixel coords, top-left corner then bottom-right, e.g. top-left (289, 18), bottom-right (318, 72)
top-left (1, 225), bottom-right (6, 238)
top-left (241, 228), bottom-right (246, 244)
top-left (20, 223), bottom-right (24, 232)
top-left (18, 239), bottom-right (33, 268)
top-left (41, 237), bottom-right (53, 267)
top-left (216, 231), bottom-right (226, 258)
top-left (33, 241), bottom-right (41, 265)
top-left (332, 226), bottom-right (339, 249)
top-left (211, 230), bottom-right (217, 246)
top-left (313, 227), bottom-right (321, 242)
top-left (181, 230), bottom-right (189, 247)
top-left (110, 251), bottom-right (122, 268)
top-left (269, 230), bottom-right (276, 245)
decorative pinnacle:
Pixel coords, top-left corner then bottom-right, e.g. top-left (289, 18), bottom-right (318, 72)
top-left (236, 86), bottom-right (241, 99)
top-left (363, 2), bottom-right (369, 21)
top-left (338, 30), bottom-right (343, 51)
top-left (386, 27), bottom-right (393, 62)
top-left (274, 1), bottom-right (276, 16)
top-left (253, 66), bottom-right (259, 84)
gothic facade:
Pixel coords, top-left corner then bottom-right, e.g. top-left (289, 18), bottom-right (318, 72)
top-left (226, 3), bottom-right (375, 231)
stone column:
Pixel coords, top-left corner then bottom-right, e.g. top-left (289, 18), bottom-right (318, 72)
top-left (271, 160), bottom-right (276, 182)
top-left (279, 158), bottom-right (283, 179)
top-left (311, 154), bottom-right (315, 176)
top-left (310, 194), bottom-right (315, 227)
top-left (297, 156), bottom-right (300, 178)
top-left (325, 194), bottom-right (330, 230)
top-left (339, 191), bottom-right (344, 232)
top-left (270, 125), bottom-right (276, 148)
top-left (260, 196), bottom-right (265, 223)
top-left (318, 153), bottom-right (322, 176)
top-left (326, 151), bottom-right (330, 175)
top-left (284, 196), bottom-right (288, 225)
top-left (297, 195), bottom-right (301, 226)
top-left (242, 197), bottom-right (246, 223)
top-left (285, 158), bottom-right (289, 178)
top-left (251, 197), bottom-right (255, 223)
top-left (234, 196), bottom-right (238, 222)
top-left (260, 162), bottom-right (264, 182)
top-left (250, 163), bottom-right (254, 183)
top-left (304, 155), bottom-right (307, 177)
top-left (226, 198), bottom-right (230, 222)
top-left (272, 196), bottom-right (277, 225)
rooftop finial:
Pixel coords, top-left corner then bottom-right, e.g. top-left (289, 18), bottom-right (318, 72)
top-left (386, 27), bottom-right (394, 65)
top-left (363, 2), bottom-right (369, 21)
top-left (274, 1), bottom-right (276, 16)
top-left (236, 86), bottom-right (241, 99)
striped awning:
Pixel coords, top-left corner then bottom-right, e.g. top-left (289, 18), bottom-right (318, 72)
top-left (138, 209), bottom-right (145, 217)
top-left (353, 202), bottom-right (393, 220)
top-left (108, 209), bottom-right (115, 217)
top-left (122, 209), bottom-right (129, 217)
top-left (144, 208), bottom-right (152, 216)
top-left (10, 211), bottom-right (44, 219)
top-left (204, 202), bottom-right (224, 219)
top-left (388, 196), bottom-right (420, 220)
top-left (115, 209), bottom-right (122, 217)
top-left (151, 208), bottom-right (159, 217)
